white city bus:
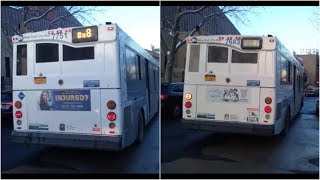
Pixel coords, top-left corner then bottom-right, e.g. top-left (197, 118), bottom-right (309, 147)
top-left (11, 23), bottom-right (159, 150)
top-left (182, 35), bottom-right (304, 136)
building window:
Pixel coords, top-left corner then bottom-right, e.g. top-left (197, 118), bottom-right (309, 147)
top-left (36, 43), bottom-right (59, 63)
top-left (17, 44), bottom-right (27, 76)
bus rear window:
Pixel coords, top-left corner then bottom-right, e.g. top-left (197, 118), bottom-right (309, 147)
top-left (189, 45), bottom-right (200, 72)
top-left (36, 43), bottom-right (59, 63)
top-left (17, 44), bottom-right (27, 75)
top-left (63, 45), bottom-right (94, 61)
top-left (208, 46), bottom-right (228, 63)
top-left (231, 50), bottom-right (258, 63)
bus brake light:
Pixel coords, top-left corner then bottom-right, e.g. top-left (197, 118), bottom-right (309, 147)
top-left (107, 112), bottom-right (116, 121)
top-left (185, 101), bottom-right (192, 108)
top-left (264, 106), bottom-right (272, 113)
top-left (15, 111), bottom-right (22, 118)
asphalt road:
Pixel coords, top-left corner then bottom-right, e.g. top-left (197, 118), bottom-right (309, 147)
top-left (161, 97), bottom-right (319, 174)
top-left (1, 115), bottom-right (159, 174)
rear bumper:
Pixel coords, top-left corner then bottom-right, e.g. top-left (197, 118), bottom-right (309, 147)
top-left (181, 119), bottom-right (275, 136)
top-left (11, 131), bottom-right (123, 150)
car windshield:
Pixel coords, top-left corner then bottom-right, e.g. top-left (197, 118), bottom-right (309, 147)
top-left (172, 84), bottom-right (184, 93)
top-left (1, 93), bottom-right (12, 102)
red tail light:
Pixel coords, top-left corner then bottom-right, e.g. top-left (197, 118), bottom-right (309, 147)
top-left (15, 111), bottom-right (22, 118)
top-left (160, 94), bottom-right (169, 100)
top-left (185, 101), bottom-right (192, 108)
top-left (107, 112), bottom-right (116, 121)
top-left (264, 106), bottom-right (272, 113)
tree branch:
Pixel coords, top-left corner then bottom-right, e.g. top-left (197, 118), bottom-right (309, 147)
top-left (179, 6), bottom-right (207, 17)
top-left (163, 17), bottom-right (174, 29)
top-left (24, 6), bottom-right (56, 25)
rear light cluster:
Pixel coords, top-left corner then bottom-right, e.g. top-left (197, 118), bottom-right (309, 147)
top-left (14, 101), bottom-right (23, 126)
top-left (106, 100), bottom-right (116, 129)
top-left (185, 93), bottom-right (192, 115)
top-left (264, 97), bottom-right (272, 121)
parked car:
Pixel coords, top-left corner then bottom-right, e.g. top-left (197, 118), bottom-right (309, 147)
top-left (161, 82), bottom-right (184, 119)
top-left (1, 91), bottom-right (13, 119)
top-left (305, 86), bottom-right (318, 97)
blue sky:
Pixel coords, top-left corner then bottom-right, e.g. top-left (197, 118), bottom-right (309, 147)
top-left (227, 6), bottom-right (319, 54)
top-left (81, 6), bottom-right (160, 50)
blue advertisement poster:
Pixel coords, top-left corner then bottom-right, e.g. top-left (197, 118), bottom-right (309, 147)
top-left (38, 90), bottom-right (91, 111)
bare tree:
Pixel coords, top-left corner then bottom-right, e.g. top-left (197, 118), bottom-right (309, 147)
top-left (2, 6), bottom-right (104, 34)
top-left (310, 6), bottom-right (319, 31)
top-left (161, 6), bottom-right (258, 83)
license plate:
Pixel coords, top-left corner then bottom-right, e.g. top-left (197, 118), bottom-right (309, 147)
top-left (34, 77), bottom-right (46, 84)
top-left (247, 116), bottom-right (258, 122)
top-left (205, 74), bottom-right (216, 81)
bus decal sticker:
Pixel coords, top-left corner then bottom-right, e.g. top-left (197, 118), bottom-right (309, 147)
top-left (83, 80), bottom-right (100, 87)
top-left (92, 124), bottom-right (101, 132)
top-left (197, 113), bottom-right (215, 119)
top-left (18, 92), bottom-right (25, 100)
top-left (29, 123), bottom-right (49, 131)
top-left (247, 108), bottom-right (259, 111)
top-left (224, 114), bottom-right (229, 120)
top-left (38, 90), bottom-right (91, 111)
top-left (204, 74), bottom-right (216, 81)
top-left (230, 114), bottom-right (239, 120)
top-left (208, 88), bottom-right (249, 103)
top-left (247, 80), bottom-right (260, 87)
top-left (247, 111), bottom-right (258, 122)
top-left (59, 124), bottom-right (65, 131)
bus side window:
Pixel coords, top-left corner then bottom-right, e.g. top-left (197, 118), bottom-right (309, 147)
top-left (125, 47), bottom-right (137, 80)
top-left (17, 44), bottom-right (27, 76)
top-left (137, 55), bottom-right (141, 80)
top-left (189, 45), bottom-right (200, 72)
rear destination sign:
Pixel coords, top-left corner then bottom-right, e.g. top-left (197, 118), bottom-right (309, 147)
top-left (38, 90), bottom-right (91, 111)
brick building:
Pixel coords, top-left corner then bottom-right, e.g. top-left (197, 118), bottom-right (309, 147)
top-left (295, 52), bottom-right (319, 87)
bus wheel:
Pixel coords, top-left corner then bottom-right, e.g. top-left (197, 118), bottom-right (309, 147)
top-left (136, 111), bottom-right (144, 144)
top-left (283, 110), bottom-right (290, 136)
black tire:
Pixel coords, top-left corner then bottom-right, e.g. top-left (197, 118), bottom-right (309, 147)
top-left (173, 105), bottom-right (182, 120)
top-left (136, 112), bottom-right (144, 144)
top-left (282, 109), bottom-right (290, 136)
